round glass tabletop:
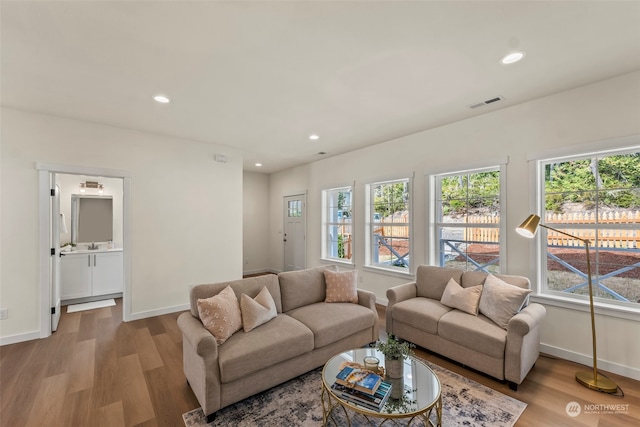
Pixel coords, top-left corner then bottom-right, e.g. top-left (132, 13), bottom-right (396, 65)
top-left (322, 347), bottom-right (441, 418)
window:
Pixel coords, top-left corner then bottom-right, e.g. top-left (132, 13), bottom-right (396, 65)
top-left (322, 186), bottom-right (353, 263)
top-left (537, 149), bottom-right (640, 307)
top-left (366, 179), bottom-right (411, 272)
top-left (287, 199), bottom-right (302, 217)
top-left (434, 166), bottom-right (504, 273)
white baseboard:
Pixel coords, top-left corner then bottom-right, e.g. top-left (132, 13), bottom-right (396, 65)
top-left (128, 303), bottom-right (190, 321)
top-left (540, 343), bottom-right (640, 381)
top-left (0, 330), bottom-right (41, 346)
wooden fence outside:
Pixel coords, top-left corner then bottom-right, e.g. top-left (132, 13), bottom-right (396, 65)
top-left (464, 210), bottom-right (640, 249)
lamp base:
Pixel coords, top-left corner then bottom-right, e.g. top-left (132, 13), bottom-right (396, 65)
top-left (575, 370), bottom-right (618, 394)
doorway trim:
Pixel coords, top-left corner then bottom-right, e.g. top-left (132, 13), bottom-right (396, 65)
top-left (37, 163), bottom-right (132, 338)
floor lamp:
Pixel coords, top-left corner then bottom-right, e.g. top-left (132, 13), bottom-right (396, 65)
top-left (516, 214), bottom-right (618, 394)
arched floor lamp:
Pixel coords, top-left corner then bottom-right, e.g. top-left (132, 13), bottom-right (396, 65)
top-left (516, 214), bottom-right (618, 394)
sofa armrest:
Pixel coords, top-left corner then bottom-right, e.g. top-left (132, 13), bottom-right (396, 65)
top-left (357, 288), bottom-right (380, 342)
top-left (177, 312), bottom-right (219, 359)
top-left (507, 303), bottom-right (547, 336)
top-left (505, 302), bottom-right (546, 385)
top-left (385, 282), bottom-right (418, 336)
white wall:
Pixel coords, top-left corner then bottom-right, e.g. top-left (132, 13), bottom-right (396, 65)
top-left (268, 71), bottom-right (640, 379)
top-left (0, 108), bottom-right (243, 342)
top-left (243, 171), bottom-right (271, 274)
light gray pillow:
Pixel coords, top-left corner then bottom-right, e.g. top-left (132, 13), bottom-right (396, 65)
top-left (440, 278), bottom-right (483, 315)
top-left (240, 286), bottom-right (277, 332)
top-left (479, 274), bottom-right (532, 329)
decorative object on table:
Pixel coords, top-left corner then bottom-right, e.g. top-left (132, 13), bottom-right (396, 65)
top-left (375, 334), bottom-right (415, 378)
top-left (516, 213), bottom-right (618, 394)
top-left (183, 360), bottom-right (527, 427)
top-left (331, 380), bottom-right (392, 412)
top-left (335, 362), bottom-right (382, 395)
top-left (363, 356), bottom-right (380, 372)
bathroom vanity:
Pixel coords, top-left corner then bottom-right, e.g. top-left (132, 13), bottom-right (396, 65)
top-left (60, 248), bottom-right (123, 300)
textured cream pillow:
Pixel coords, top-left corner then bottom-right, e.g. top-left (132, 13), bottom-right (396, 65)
top-left (479, 274), bottom-right (532, 329)
top-left (324, 270), bottom-right (359, 303)
top-left (197, 285), bottom-right (242, 345)
top-left (240, 286), bottom-right (277, 332)
top-left (440, 278), bottom-right (483, 315)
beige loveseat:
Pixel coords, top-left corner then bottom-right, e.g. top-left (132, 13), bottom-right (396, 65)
top-left (386, 266), bottom-right (546, 390)
top-left (177, 265), bottom-right (379, 423)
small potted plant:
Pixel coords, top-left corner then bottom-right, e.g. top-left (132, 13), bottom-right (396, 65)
top-left (61, 242), bottom-right (76, 252)
top-left (375, 334), bottom-right (415, 378)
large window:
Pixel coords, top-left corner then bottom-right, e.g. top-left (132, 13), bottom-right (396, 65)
top-left (538, 149), bottom-right (640, 307)
top-left (322, 186), bottom-right (353, 263)
top-left (366, 178), bottom-right (411, 272)
top-left (434, 166), bottom-right (504, 273)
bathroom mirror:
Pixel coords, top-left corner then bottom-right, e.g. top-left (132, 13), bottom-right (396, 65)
top-left (71, 195), bottom-right (113, 244)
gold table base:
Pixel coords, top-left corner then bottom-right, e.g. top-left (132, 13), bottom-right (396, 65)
top-left (321, 383), bottom-right (442, 427)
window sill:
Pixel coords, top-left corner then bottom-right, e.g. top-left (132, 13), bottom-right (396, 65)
top-left (320, 258), bottom-right (354, 267)
top-left (530, 293), bottom-right (640, 321)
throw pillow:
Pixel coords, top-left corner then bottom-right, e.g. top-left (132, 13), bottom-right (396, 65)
top-left (197, 285), bottom-right (242, 345)
top-left (324, 269), bottom-right (359, 303)
top-left (440, 278), bottom-right (483, 315)
top-left (240, 286), bottom-right (278, 332)
top-left (479, 274), bottom-right (532, 329)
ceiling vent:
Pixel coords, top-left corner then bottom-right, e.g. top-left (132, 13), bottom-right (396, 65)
top-left (469, 96), bottom-right (503, 109)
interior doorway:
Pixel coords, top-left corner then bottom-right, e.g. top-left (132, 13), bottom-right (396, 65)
top-left (283, 194), bottom-right (306, 272)
top-left (38, 163), bottom-right (131, 338)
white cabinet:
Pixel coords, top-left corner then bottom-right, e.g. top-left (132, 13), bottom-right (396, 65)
top-left (61, 250), bottom-right (123, 300)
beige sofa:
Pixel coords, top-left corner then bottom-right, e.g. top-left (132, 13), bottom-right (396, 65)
top-left (177, 265), bottom-right (379, 423)
top-left (386, 266), bottom-right (546, 390)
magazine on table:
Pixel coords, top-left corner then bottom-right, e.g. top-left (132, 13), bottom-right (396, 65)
top-left (331, 380), bottom-right (392, 412)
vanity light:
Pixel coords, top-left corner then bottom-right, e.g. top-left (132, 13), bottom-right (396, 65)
top-left (79, 181), bottom-right (104, 194)
top-left (98, 184), bottom-right (104, 194)
top-left (500, 51), bottom-right (525, 65)
top-left (79, 183), bottom-right (86, 193)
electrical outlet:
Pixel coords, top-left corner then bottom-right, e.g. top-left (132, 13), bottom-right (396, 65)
top-left (0, 308), bottom-right (8, 320)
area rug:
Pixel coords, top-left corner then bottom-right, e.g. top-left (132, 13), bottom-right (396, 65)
top-left (182, 359), bottom-right (527, 426)
top-left (66, 298), bottom-right (115, 313)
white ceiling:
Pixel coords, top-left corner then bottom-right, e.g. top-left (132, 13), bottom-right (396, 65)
top-left (3, 1), bottom-right (640, 173)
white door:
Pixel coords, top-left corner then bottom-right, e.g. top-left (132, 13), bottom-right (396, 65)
top-left (51, 182), bottom-right (62, 331)
top-left (283, 194), bottom-right (306, 271)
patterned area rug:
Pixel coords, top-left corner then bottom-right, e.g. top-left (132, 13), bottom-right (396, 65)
top-left (183, 359), bottom-right (527, 427)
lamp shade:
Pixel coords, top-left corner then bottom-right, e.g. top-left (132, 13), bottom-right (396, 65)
top-left (516, 214), bottom-right (541, 238)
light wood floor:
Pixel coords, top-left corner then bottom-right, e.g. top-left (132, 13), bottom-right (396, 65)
top-left (1, 299), bottom-right (638, 426)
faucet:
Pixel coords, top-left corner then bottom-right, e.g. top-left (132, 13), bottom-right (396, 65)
top-left (88, 242), bottom-right (99, 250)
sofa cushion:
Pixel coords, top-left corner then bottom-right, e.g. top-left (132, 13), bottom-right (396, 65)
top-left (440, 278), bottom-right (483, 315)
top-left (438, 310), bottom-right (507, 359)
top-left (190, 274), bottom-right (282, 319)
top-left (197, 286), bottom-right (243, 345)
top-left (416, 265), bottom-right (463, 300)
top-left (287, 302), bottom-right (376, 348)
top-left (391, 297), bottom-right (451, 335)
top-left (240, 286), bottom-right (278, 332)
top-left (279, 265), bottom-right (337, 312)
top-left (324, 269), bottom-right (358, 303)
top-left (479, 274), bottom-right (532, 329)
top-left (218, 314), bottom-right (314, 383)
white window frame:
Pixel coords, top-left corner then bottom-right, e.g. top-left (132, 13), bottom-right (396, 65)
top-left (430, 164), bottom-right (507, 273)
top-left (531, 145), bottom-right (640, 316)
top-left (321, 185), bottom-right (354, 265)
top-left (365, 176), bottom-right (413, 276)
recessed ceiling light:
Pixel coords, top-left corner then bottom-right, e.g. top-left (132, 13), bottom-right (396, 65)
top-left (255, 163), bottom-right (262, 167)
top-left (153, 94), bottom-right (171, 103)
top-left (309, 134), bottom-right (319, 140)
top-left (500, 51), bottom-right (525, 65)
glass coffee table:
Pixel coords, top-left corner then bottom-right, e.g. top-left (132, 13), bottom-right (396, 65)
top-left (321, 348), bottom-right (442, 426)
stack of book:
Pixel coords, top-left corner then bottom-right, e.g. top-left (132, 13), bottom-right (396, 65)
top-left (332, 365), bottom-right (393, 412)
